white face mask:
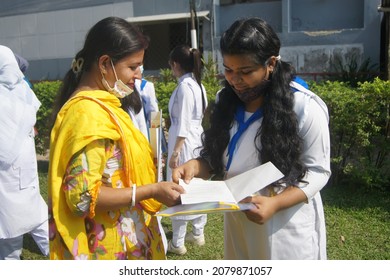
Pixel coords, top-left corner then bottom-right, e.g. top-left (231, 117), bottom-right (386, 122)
top-left (101, 60), bottom-right (133, 98)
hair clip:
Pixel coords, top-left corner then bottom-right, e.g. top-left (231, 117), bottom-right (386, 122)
top-left (71, 57), bottom-right (84, 74)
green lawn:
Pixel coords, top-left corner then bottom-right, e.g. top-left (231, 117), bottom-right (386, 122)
top-left (21, 161), bottom-right (390, 260)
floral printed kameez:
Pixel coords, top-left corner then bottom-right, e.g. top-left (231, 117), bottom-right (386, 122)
top-left (49, 90), bottom-right (164, 260)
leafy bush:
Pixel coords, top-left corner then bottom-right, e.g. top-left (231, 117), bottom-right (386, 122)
top-left (329, 53), bottom-right (378, 87)
top-left (201, 53), bottom-right (223, 104)
top-left (311, 78), bottom-right (390, 190)
top-left (33, 80), bottom-right (61, 155)
top-left (154, 77), bottom-right (176, 127)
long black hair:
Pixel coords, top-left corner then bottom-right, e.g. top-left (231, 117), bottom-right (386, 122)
top-left (169, 45), bottom-right (206, 113)
top-left (200, 17), bottom-right (306, 184)
top-left (52, 16), bottom-right (149, 121)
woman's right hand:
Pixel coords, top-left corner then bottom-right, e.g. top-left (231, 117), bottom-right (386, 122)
top-left (151, 182), bottom-right (185, 207)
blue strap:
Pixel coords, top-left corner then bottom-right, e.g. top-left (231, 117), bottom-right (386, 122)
top-left (226, 77), bottom-right (307, 170)
top-left (24, 77), bottom-right (32, 88)
top-left (140, 79), bottom-right (147, 91)
top-left (291, 76), bottom-right (309, 92)
top-left (226, 105), bottom-right (263, 171)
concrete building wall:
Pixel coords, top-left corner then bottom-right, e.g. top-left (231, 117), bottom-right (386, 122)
top-left (214, 0), bottom-right (382, 78)
top-left (0, 0), bottom-right (383, 81)
top-left (0, 2), bottom-right (135, 80)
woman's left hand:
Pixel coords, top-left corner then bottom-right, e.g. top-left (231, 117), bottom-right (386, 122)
top-left (240, 195), bottom-right (278, 225)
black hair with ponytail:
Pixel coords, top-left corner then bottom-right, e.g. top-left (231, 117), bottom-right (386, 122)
top-left (168, 45), bottom-right (206, 113)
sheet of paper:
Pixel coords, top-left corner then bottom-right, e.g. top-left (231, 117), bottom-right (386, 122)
top-left (157, 162), bottom-right (283, 217)
top-left (179, 178), bottom-right (236, 204)
top-left (237, 203), bottom-right (256, 211)
top-left (225, 161), bottom-right (284, 202)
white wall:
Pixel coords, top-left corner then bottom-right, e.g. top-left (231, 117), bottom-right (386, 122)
top-left (0, 2), bottom-right (134, 79)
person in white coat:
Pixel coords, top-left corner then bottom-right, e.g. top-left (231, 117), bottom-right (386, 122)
top-left (135, 65), bottom-right (159, 127)
top-left (126, 65), bottom-right (160, 141)
top-left (172, 18), bottom-right (331, 260)
top-left (0, 45), bottom-right (49, 260)
top-left (122, 68), bottom-right (150, 140)
top-left (166, 45), bottom-right (208, 255)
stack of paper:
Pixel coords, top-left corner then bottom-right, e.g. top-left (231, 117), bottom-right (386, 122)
top-left (157, 161), bottom-right (284, 217)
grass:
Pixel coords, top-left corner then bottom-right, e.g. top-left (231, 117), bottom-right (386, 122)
top-left (323, 184), bottom-right (390, 259)
top-left (21, 161), bottom-right (390, 260)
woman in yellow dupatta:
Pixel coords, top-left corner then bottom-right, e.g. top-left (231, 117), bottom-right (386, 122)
top-left (48, 17), bottom-right (184, 260)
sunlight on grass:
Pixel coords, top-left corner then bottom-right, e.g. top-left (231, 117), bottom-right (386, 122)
top-left (162, 214), bottom-right (224, 260)
top-left (22, 169), bottom-right (390, 260)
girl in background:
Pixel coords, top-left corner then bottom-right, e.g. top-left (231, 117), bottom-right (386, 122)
top-left (166, 45), bottom-right (208, 255)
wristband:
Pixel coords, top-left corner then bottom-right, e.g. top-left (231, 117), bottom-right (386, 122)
top-left (132, 184), bottom-right (136, 207)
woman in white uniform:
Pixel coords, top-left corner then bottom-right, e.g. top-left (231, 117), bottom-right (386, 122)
top-left (0, 45), bottom-right (49, 259)
top-left (172, 18), bottom-right (331, 259)
top-left (167, 45), bottom-right (208, 255)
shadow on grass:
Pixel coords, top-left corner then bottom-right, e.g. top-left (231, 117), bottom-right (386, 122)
top-left (38, 160), bottom-right (49, 173)
top-left (21, 234), bottom-right (48, 260)
top-left (322, 183), bottom-right (390, 213)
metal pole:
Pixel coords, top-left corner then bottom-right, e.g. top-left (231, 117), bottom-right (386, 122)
top-left (190, 0), bottom-right (198, 49)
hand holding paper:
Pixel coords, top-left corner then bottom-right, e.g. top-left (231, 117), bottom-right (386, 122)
top-left (157, 161), bottom-right (284, 217)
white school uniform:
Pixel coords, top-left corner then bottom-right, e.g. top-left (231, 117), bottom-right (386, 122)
top-left (135, 78), bottom-right (159, 122)
top-left (223, 81), bottom-right (331, 259)
top-left (167, 73), bottom-right (208, 247)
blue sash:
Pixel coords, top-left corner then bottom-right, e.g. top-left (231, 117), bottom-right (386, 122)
top-left (226, 105), bottom-right (263, 171)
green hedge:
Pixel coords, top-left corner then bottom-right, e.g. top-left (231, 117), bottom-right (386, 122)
top-left (32, 77), bottom-right (389, 191)
top-left (33, 80), bottom-right (61, 155)
top-left (311, 78), bottom-right (390, 190)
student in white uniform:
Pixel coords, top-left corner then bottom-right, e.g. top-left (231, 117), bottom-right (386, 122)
top-left (172, 18), bottom-right (331, 260)
top-left (121, 68), bottom-right (149, 139)
top-left (126, 65), bottom-right (160, 141)
top-left (167, 45), bottom-right (208, 255)
top-left (0, 45), bottom-right (49, 260)
top-left (135, 65), bottom-right (159, 128)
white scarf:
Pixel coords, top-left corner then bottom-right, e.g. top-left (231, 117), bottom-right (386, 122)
top-left (0, 45), bottom-right (41, 167)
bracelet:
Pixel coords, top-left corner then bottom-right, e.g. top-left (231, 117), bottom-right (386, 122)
top-left (132, 184), bottom-right (136, 207)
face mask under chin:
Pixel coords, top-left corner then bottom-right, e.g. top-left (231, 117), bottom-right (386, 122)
top-left (102, 77), bottom-right (133, 98)
top-left (101, 60), bottom-right (134, 98)
top-left (231, 80), bottom-right (271, 103)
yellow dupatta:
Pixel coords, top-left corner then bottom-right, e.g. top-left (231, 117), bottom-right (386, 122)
top-left (48, 90), bottom-right (161, 258)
